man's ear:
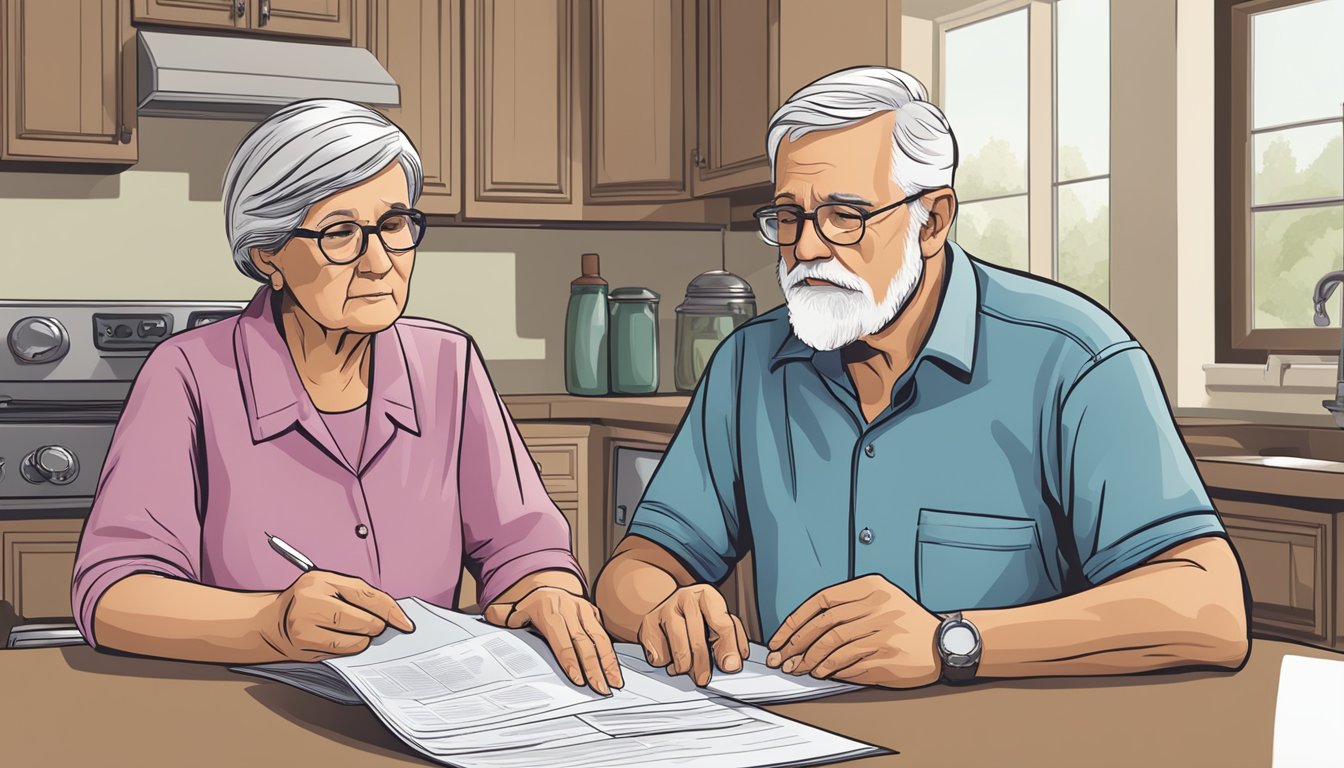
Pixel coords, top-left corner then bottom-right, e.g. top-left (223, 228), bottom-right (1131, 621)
top-left (918, 189), bottom-right (958, 259)
top-left (249, 247), bottom-right (277, 278)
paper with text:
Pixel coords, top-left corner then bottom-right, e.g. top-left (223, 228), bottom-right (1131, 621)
top-left (1273, 655), bottom-right (1344, 768)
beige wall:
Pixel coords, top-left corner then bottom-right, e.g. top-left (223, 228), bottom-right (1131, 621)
top-left (0, 117), bottom-right (780, 395)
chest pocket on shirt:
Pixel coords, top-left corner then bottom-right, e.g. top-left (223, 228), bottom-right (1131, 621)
top-left (916, 508), bottom-right (1052, 613)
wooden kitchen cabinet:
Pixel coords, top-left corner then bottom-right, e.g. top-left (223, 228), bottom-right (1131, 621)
top-left (1, 0), bottom-right (138, 165)
top-left (1217, 497), bottom-right (1337, 648)
top-left (0, 518), bottom-right (83, 630)
top-left (463, 0), bottom-right (583, 219)
top-left (134, 0), bottom-right (353, 41)
top-left (693, 0), bottom-right (903, 196)
top-left (586, 0), bottom-right (692, 203)
top-left (366, 0), bottom-right (460, 215)
top-left (463, 0), bottom-right (727, 223)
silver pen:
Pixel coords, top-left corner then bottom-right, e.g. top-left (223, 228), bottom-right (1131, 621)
top-left (266, 532), bottom-right (317, 572)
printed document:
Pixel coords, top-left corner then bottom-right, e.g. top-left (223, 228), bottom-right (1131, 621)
top-left (234, 598), bottom-right (885, 768)
top-left (1273, 654), bottom-right (1344, 768)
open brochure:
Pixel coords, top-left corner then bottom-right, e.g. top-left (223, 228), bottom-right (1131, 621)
top-left (232, 598), bottom-right (884, 768)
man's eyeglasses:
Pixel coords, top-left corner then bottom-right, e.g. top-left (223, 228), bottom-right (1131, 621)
top-left (752, 189), bottom-right (929, 247)
top-left (290, 208), bottom-right (427, 265)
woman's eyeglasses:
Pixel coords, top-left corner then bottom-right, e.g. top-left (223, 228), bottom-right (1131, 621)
top-left (290, 208), bottom-right (427, 265)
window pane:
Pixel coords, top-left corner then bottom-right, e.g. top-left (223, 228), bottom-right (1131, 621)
top-left (955, 196), bottom-right (1029, 272)
top-left (945, 10), bottom-right (1028, 199)
top-left (1055, 0), bottom-right (1109, 181)
top-left (1057, 179), bottom-right (1110, 306)
top-left (1252, 205), bottom-right (1344, 329)
top-left (1251, 0), bottom-right (1344, 128)
top-left (1253, 123), bottom-right (1344, 206)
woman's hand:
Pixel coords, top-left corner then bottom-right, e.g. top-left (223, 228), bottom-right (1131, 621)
top-left (483, 587), bottom-right (624, 696)
top-left (259, 571), bottom-right (416, 662)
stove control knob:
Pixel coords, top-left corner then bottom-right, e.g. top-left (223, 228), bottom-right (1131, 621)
top-left (8, 317), bottom-right (70, 364)
top-left (21, 446), bottom-right (79, 485)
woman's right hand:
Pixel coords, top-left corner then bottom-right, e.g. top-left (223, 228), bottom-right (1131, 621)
top-left (259, 571), bottom-right (416, 662)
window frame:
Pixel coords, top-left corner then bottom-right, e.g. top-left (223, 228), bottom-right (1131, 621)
top-left (1219, 0), bottom-right (1342, 362)
top-left (938, 0), bottom-right (1112, 301)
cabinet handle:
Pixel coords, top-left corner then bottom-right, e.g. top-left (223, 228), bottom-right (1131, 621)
top-left (234, 0), bottom-right (245, 19)
top-left (259, 0), bottom-right (271, 26)
top-left (615, 504), bottom-right (628, 526)
top-left (691, 147), bottom-right (707, 169)
top-left (118, 125), bottom-right (131, 144)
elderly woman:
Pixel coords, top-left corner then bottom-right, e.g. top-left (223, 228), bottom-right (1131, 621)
top-left (71, 99), bottom-right (622, 695)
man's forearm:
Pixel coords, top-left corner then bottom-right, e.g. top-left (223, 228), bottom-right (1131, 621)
top-left (966, 538), bottom-right (1249, 677)
top-left (595, 539), bottom-right (687, 642)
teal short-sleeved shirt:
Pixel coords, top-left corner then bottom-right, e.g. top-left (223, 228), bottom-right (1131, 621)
top-left (626, 242), bottom-right (1224, 639)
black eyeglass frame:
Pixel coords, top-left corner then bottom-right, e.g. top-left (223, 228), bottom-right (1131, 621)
top-left (289, 208), bottom-right (428, 265)
top-left (751, 188), bottom-right (933, 247)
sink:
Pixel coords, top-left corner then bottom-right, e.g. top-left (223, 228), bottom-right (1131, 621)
top-left (1202, 455), bottom-right (1344, 472)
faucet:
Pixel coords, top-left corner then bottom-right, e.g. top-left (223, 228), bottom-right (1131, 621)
top-left (1312, 270), bottom-right (1344, 427)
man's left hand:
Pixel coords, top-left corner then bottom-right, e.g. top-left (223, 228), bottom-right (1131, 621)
top-left (764, 574), bottom-right (942, 688)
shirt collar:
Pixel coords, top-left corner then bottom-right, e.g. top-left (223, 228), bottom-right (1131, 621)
top-left (770, 241), bottom-right (980, 378)
top-left (233, 288), bottom-right (421, 451)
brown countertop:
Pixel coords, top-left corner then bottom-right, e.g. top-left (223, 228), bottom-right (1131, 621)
top-left (503, 393), bottom-right (690, 430)
top-left (2, 639), bottom-right (1336, 766)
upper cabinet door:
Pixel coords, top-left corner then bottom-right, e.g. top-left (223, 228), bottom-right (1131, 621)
top-left (133, 0), bottom-right (245, 30)
top-left (464, 0), bottom-right (583, 219)
top-left (692, 0), bottom-right (901, 197)
top-left (250, 0), bottom-right (353, 41)
top-left (2, 0), bottom-right (138, 164)
top-left (367, 0), bottom-right (460, 215)
top-left (587, 0), bottom-right (691, 202)
top-left (692, 0), bottom-right (773, 196)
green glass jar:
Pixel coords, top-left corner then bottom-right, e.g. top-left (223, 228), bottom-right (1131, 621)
top-left (674, 271), bottom-right (756, 392)
top-left (608, 287), bottom-right (660, 394)
top-left (565, 253), bottom-right (609, 396)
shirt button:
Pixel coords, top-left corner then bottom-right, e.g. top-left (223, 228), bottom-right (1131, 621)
top-left (355, 524), bottom-right (369, 539)
top-left (858, 527), bottom-right (874, 545)
top-left (864, 444), bottom-right (876, 458)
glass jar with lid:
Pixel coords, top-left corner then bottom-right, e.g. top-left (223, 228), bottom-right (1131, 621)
top-left (608, 287), bottom-right (660, 395)
top-left (674, 271), bottom-right (756, 392)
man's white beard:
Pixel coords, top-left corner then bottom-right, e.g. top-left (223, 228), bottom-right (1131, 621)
top-left (777, 219), bottom-right (925, 352)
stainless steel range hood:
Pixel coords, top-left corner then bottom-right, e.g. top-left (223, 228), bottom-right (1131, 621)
top-left (137, 30), bottom-right (399, 119)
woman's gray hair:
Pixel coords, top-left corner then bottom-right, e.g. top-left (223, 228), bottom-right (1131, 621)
top-left (223, 98), bottom-right (424, 282)
top-left (766, 66), bottom-right (957, 204)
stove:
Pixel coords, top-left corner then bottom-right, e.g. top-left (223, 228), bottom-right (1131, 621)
top-left (0, 300), bottom-right (247, 518)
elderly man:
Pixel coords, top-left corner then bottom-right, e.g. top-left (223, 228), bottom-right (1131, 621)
top-left (595, 66), bottom-right (1249, 689)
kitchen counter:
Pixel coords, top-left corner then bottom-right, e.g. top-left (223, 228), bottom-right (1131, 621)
top-left (2, 639), bottom-right (1336, 766)
top-left (503, 393), bottom-right (691, 431)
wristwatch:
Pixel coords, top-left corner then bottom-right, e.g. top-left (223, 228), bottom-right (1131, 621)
top-left (935, 611), bottom-right (981, 684)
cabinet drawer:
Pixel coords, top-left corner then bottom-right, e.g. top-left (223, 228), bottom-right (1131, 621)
top-left (2, 520), bottom-right (84, 621)
top-left (528, 444), bottom-right (580, 496)
top-left (1218, 499), bottom-right (1332, 645)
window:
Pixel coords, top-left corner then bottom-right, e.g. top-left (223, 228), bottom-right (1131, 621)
top-left (944, 9), bottom-right (1030, 272)
top-left (1054, 0), bottom-right (1110, 305)
top-left (1225, 0), bottom-right (1343, 359)
top-left (941, 0), bottom-right (1111, 306)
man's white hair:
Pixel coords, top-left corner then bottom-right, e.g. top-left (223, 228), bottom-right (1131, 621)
top-left (223, 98), bottom-right (424, 282)
top-left (766, 66), bottom-right (957, 204)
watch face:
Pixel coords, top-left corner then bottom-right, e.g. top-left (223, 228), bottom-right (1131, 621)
top-left (942, 625), bottom-right (977, 656)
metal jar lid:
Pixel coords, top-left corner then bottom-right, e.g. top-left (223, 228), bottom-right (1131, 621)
top-left (609, 287), bottom-right (660, 303)
top-left (676, 270), bottom-right (756, 314)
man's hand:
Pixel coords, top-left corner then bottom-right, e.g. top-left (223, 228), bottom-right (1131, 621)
top-left (765, 574), bottom-right (941, 688)
top-left (260, 571), bottom-right (416, 662)
top-left (638, 584), bottom-right (750, 687)
top-left (484, 587), bottom-right (624, 696)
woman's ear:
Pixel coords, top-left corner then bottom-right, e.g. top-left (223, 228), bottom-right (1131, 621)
top-left (251, 248), bottom-right (286, 291)
top-left (249, 247), bottom-right (276, 277)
